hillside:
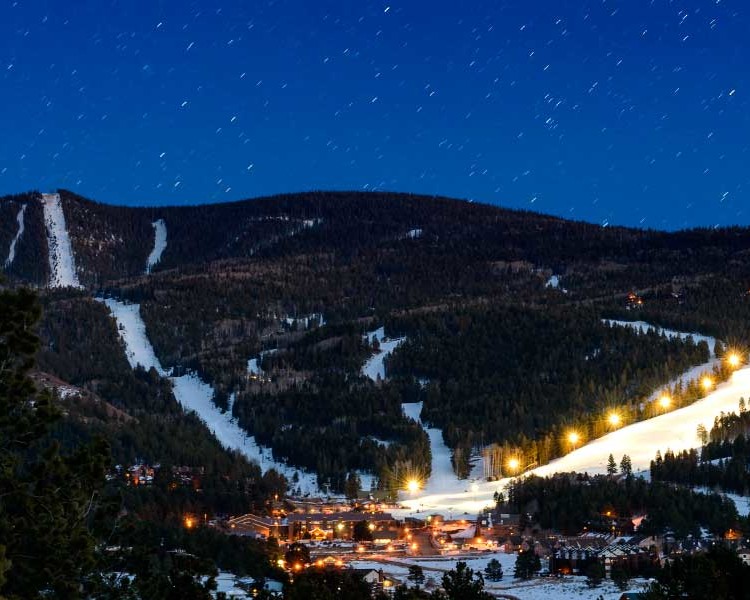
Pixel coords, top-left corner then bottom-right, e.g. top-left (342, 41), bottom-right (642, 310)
top-left (3, 188), bottom-right (750, 496)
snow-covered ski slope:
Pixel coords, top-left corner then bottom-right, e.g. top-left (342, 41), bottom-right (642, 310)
top-left (362, 327), bottom-right (406, 381)
top-left (402, 402), bottom-right (464, 496)
top-left (395, 322), bottom-right (745, 518)
top-left (604, 319), bottom-right (717, 356)
top-left (41, 193), bottom-right (81, 288)
top-left (98, 298), bottom-right (321, 496)
top-left (145, 219), bottom-right (167, 273)
top-left (4, 203), bottom-right (26, 267)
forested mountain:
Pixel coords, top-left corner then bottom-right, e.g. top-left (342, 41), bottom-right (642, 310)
top-left (4, 188), bottom-right (750, 496)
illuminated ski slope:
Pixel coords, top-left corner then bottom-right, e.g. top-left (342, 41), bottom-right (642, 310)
top-left (395, 324), bottom-right (747, 518)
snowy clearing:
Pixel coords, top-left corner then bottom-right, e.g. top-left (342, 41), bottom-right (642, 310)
top-left (604, 319), bottom-right (717, 357)
top-left (361, 327), bottom-right (406, 381)
top-left (4, 203), bottom-right (26, 268)
top-left (42, 193), bottom-right (81, 288)
top-left (394, 322), bottom-right (750, 518)
top-left (99, 298), bottom-right (322, 496)
top-left (145, 219), bottom-right (167, 273)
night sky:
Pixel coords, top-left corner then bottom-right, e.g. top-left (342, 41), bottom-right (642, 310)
top-left (1, 1), bottom-right (748, 229)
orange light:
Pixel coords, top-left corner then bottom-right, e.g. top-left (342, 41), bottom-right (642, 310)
top-left (184, 516), bottom-right (195, 529)
top-left (293, 563), bottom-right (303, 572)
top-left (701, 376), bottom-right (714, 391)
top-left (507, 457), bottom-right (520, 472)
top-left (567, 431), bottom-right (580, 445)
top-left (607, 412), bottom-right (621, 428)
top-left (411, 543), bottom-right (418, 550)
top-left (406, 479), bottom-right (421, 493)
top-left (727, 352), bottom-right (742, 368)
top-left (658, 394), bottom-right (671, 409)
top-left (357, 545), bottom-right (366, 553)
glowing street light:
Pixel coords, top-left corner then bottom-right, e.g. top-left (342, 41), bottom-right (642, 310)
top-left (607, 411), bottom-right (622, 428)
top-left (507, 457), bottom-right (520, 473)
top-left (406, 478), bottom-right (421, 493)
top-left (567, 431), bottom-right (581, 447)
top-left (701, 376), bottom-right (714, 391)
top-left (658, 394), bottom-right (672, 409)
top-left (727, 352), bottom-right (742, 369)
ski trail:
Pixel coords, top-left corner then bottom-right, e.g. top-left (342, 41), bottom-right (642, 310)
top-left (98, 297), bottom-right (322, 496)
top-left (41, 193), bottom-right (81, 288)
top-left (402, 401), bottom-right (464, 498)
top-left (4, 203), bottom-right (26, 267)
top-left (362, 327), bottom-right (406, 381)
top-left (146, 219), bottom-right (167, 273)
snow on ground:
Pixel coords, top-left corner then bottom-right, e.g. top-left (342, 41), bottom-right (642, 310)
top-left (361, 327), bottom-right (407, 381)
top-left (41, 193), bottom-right (81, 288)
top-left (693, 486), bottom-right (750, 517)
top-left (99, 298), bottom-right (322, 496)
top-left (145, 219), bottom-right (167, 273)
top-left (402, 402), bottom-right (465, 498)
top-left (284, 313), bottom-right (325, 329)
top-left (247, 349), bottom-right (278, 376)
top-left (4, 203), bottom-right (26, 267)
top-left (394, 323), bottom-right (750, 519)
top-left (354, 552), bottom-right (649, 599)
top-left (604, 319), bottom-right (717, 357)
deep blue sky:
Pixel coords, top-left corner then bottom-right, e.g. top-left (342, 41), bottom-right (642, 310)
top-left (1, 1), bottom-right (748, 229)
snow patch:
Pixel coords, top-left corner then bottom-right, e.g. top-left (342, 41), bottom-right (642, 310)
top-left (604, 319), bottom-right (717, 357)
top-left (145, 219), bottom-right (167, 273)
top-left (42, 193), bottom-right (81, 288)
top-left (4, 203), bottom-right (26, 268)
top-left (361, 327), bottom-right (406, 381)
top-left (284, 313), bottom-right (325, 329)
top-left (98, 298), bottom-right (322, 496)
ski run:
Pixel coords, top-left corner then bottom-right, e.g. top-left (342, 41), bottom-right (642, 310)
top-left (145, 219), bottom-right (167, 273)
top-left (361, 327), bottom-right (406, 381)
top-left (4, 203), bottom-right (26, 267)
top-left (98, 298), bottom-right (322, 496)
top-left (41, 192), bottom-right (81, 288)
top-left (395, 320), bottom-right (750, 519)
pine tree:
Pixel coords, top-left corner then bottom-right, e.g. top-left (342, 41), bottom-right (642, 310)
top-left (441, 562), bottom-right (492, 599)
top-left (620, 454), bottom-right (633, 478)
top-left (697, 424), bottom-right (709, 446)
top-left (483, 558), bottom-right (504, 581)
top-left (585, 562), bottom-right (605, 588)
top-left (407, 565), bottom-right (425, 588)
top-left (514, 550), bottom-right (541, 580)
top-left (607, 453), bottom-right (618, 476)
top-left (345, 471), bottom-right (362, 499)
top-left (0, 287), bottom-right (109, 598)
